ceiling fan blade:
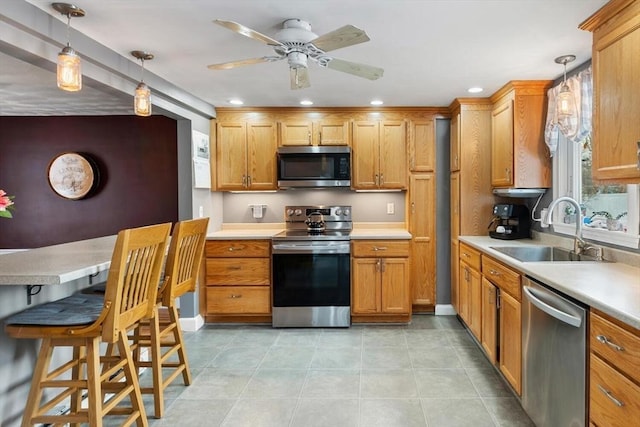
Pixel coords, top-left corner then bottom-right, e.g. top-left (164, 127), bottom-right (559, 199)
top-left (290, 67), bottom-right (310, 90)
top-left (207, 56), bottom-right (281, 70)
top-left (323, 58), bottom-right (384, 80)
top-left (213, 19), bottom-right (283, 46)
top-left (310, 25), bottom-right (370, 52)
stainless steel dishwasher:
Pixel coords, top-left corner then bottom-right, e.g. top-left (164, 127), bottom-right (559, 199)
top-left (522, 276), bottom-right (587, 427)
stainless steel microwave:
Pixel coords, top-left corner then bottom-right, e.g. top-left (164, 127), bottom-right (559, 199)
top-left (277, 146), bottom-right (351, 189)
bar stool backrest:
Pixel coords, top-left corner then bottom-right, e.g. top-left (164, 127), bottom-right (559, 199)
top-left (161, 218), bottom-right (209, 307)
top-left (102, 222), bottom-right (171, 343)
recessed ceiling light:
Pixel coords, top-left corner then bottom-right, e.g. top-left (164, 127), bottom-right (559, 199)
top-left (467, 87), bottom-right (483, 94)
top-left (370, 99), bottom-right (384, 105)
top-left (300, 100), bottom-right (313, 106)
top-left (228, 99), bottom-right (244, 105)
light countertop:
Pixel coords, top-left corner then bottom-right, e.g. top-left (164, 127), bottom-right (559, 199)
top-left (0, 236), bottom-right (116, 286)
top-left (459, 236), bottom-right (640, 330)
top-left (207, 223), bottom-right (411, 240)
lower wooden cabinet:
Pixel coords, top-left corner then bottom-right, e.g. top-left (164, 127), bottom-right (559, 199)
top-left (351, 240), bottom-right (410, 321)
top-left (589, 310), bottom-right (640, 426)
top-left (480, 253), bottom-right (522, 396)
top-left (204, 239), bottom-right (271, 321)
top-left (458, 243), bottom-right (482, 340)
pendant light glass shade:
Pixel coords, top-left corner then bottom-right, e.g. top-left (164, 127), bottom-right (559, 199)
top-left (134, 82), bottom-right (152, 116)
top-left (52, 3), bottom-right (85, 92)
top-left (57, 45), bottom-right (82, 91)
top-left (556, 83), bottom-right (576, 118)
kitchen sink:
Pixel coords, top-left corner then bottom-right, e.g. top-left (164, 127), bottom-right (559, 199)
top-left (489, 245), bottom-right (606, 262)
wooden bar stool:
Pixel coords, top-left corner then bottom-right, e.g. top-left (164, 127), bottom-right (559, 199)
top-left (131, 217), bottom-right (209, 418)
top-left (5, 223), bottom-right (171, 427)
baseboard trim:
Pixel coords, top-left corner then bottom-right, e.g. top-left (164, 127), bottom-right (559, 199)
top-left (435, 304), bottom-right (456, 316)
top-left (179, 314), bottom-right (204, 332)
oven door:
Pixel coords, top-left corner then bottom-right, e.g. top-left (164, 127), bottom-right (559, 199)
top-left (272, 241), bottom-right (351, 327)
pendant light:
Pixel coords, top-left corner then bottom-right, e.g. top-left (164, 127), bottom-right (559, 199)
top-left (131, 51), bottom-right (154, 117)
top-left (52, 3), bottom-right (85, 92)
top-left (554, 54), bottom-right (577, 119)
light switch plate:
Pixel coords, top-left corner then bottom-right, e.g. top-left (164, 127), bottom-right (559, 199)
top-left (387, 203), bottom-right (395, 214)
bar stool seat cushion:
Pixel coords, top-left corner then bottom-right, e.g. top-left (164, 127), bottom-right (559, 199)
top-left (5, 294), bottom-right (104, 326)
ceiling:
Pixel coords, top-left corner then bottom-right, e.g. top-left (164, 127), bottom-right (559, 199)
top-left (6, 0), bottom-right (608, 114)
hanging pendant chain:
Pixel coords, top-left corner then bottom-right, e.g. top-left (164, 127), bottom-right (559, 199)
top-left (140, 59), bottom-right (146, 83)
top-left (65, 14), bottom-right (71, 47)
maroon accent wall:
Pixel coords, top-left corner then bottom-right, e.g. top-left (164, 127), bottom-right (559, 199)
top-left (0, 116), bottom-right (179, 249)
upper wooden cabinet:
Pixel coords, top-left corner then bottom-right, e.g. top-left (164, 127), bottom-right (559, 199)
top-left (490, 81), bottom-right (553, 189)
top-left (409, 119), bottom-right (435, 172)
top-left (352, 120), bottom-right (407, 190)
top-left (279, 120), bottom-right (350, 146)
top-left (580, 0), bottom-right (640, 183)
top-left (215, 121), bottom-right (277, 191)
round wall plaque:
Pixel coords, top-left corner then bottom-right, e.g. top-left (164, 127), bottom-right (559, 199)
top-left (47, 152), bottom-right (97, 200)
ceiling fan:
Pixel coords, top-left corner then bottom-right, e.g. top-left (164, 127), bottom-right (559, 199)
top-left (207, 18), bottom-right (384, 90)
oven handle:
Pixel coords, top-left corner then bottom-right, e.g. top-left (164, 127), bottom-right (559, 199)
top-left (272, 243), bottom-right (350, 255)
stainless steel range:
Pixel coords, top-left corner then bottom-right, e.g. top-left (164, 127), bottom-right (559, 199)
top-left (271, 205), bottom-right (352, 327)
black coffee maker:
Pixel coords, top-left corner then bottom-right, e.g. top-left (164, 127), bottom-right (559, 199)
top-left (489, 204), bottom-right (531, 240)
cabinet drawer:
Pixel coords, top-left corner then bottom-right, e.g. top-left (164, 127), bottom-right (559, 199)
top-left (590, 353), bottom-right (640, 427)
top-left (206, 258), bottom-right (270, 285)
top-left (205, 240), bottom-right (270, 257)
top-left (459, 243), bottom-right (481, 271)
top-left (482, 256), bottom-right (520, 300)
top-left (591, 311), bottom-right (640, 384)
top-left (206, 286), bottom-right (271, 314)
top-left (352, 240), bottom-right (410, 257)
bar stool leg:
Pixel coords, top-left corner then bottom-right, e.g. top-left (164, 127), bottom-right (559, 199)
top-left (169, 304), bottom-right (192, 385)
top-left (86, 337), bottom-right (102, 427)
top-left (149, 309), bottom-right (164, 418)
top-left (117, 329), bottom-right (148, 427)
top-left (21, 338), bottom-right (53, 427)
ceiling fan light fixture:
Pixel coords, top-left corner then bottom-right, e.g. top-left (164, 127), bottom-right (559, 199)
top-left (52, 3), bottom-right (85, 92)
top-left (131, 50), bottom-right (154, 117)
top-left (554, 54), bottom-right (577, 119)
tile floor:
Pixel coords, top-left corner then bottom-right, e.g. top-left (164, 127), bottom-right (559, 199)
top-left (125, 315), bottom-right (535, 426)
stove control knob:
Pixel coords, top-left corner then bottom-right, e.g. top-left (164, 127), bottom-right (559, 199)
top-left (343, 208), bottom-right (350, 216)
top-left (286, 209), bottom-right (294, 217)
top-left (294, 209), bottom-right (302, 216)
top-left (335, 208), bottom-right (342, 216)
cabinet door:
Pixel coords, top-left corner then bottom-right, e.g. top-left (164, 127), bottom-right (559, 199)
top-left (458, 262), bottom-right (471, 325)
top-left (247, 122), bottom-right (277, 190)
top-left (450, 112), bottom-right (461, 172)
top-left (216, 122), bottom-right (247, 190)
top-left (317, 120), bottom-right (350, 145)
top-left (381, 258), bottom-right (410, 314)
top-left (500, 289), bottom-right (522, 395)
top-left (409, 119), bottom-right (435, 172)
top-left (352, 258), bottom-right (380, 313)
top-left (279, 121), bottom-right (312, 146)
top-left (450, 172), bottom-right (460, 239)
top-left (409, 174), bottom-right (435, 306)
top-left (379, 121), bottom-right (407, 189)
top-left (592, 19), bottom-right (640, 182)
top-left (352, 121), bottom-right (380, 189)
top-left (468, 266), bottom-right (482, 341)
top-left (481, 277), bottom-right (498, 364)
top-left (491, 98), bottom-right (514, 187)
top-left (451, 239), bottom-right (459, 314)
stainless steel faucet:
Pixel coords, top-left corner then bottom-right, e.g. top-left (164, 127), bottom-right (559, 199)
top-left (544, 196), bottom-right (591, 256)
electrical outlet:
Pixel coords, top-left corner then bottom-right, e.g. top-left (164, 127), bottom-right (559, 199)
top-left (387, 203), bottom-right (395, 215)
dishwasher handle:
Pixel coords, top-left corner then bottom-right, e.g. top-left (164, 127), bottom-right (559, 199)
top-left (523, 285), bottom-right (583, 328)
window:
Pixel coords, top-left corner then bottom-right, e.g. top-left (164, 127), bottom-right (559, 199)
top-left (547, 65), bottom-right (639, 249)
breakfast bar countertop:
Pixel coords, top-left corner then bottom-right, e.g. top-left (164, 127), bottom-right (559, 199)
top-left (459, 236), bottom-right (640, 330)
top-left (0, 235), bottom-right (116, 286)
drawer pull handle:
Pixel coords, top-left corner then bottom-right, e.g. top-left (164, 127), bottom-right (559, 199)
top-left (489, 269), bottom-right (501, 276)
top-left (373, 247), bottom-right (388, 251)
top-left (596, 335), bottom-right (625, 352)
top-left (228, 246), bottom-right (243, 252)
top-left (229, 294), bottom-right (242, 299)
top-left (228, 265), bottom-right (242, 270)
top-left (598, 384), bottom-right (624, 407)
top-left (462, 252), bottom-right (471, 258)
